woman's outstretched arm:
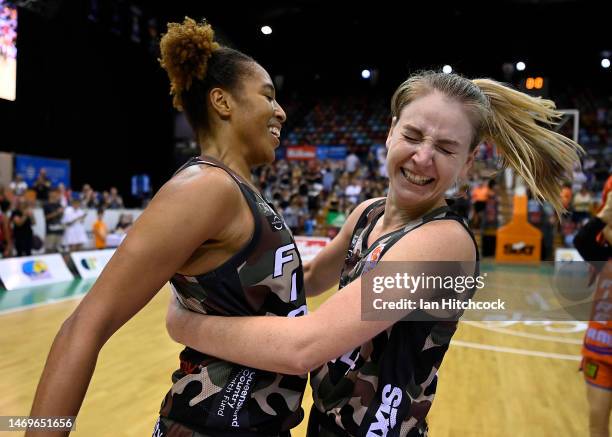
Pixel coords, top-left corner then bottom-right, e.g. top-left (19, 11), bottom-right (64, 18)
top-left (167, 219), bottom-right (476, 375)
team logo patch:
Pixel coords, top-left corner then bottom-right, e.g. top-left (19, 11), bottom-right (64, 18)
top-left (257, 202), bottom-right (285, 232)
top-left (367, 245), bottom-right (384, 263)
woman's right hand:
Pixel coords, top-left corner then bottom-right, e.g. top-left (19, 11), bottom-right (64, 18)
top-left (166, 297), bottom-right (193, 344)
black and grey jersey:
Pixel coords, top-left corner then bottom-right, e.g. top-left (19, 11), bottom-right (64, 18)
top-left (159, 156), bottom-right (307, 436)
top-left (309, 199), bottom-right (478, 437)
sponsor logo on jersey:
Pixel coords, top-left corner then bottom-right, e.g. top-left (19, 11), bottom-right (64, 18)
top-left (366, 384), bottom-right (403, 436)
top-left (257, 201), bottom-right (285, 231)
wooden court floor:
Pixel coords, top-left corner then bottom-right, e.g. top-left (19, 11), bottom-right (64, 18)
top-left (0, 277), bottom-right (593, 437)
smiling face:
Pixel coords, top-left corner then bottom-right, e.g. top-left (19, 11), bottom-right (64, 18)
top-left (385, 91), bottom-right (476, 213)
top-left (228, 63), bottom-right (286, 165)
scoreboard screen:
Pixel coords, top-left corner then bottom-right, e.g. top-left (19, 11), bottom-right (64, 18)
top-left (0, 0), bottom-right (17, 101)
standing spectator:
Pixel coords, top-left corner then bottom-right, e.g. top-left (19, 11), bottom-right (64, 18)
top-left (0, 200), bottom-right (13, 257)
top-left (62, 198), bottom-right (88, 252)
top-left (80, 184), bottom-right (98, 208)
top-left (33, 168), bottom-right (51, 203)
top-left (11, 199), bottom-right (35, 257)
top-left (92, 207), bottom-right (108, 249)
top-left (9, 174), bottom-right (27, 198)
top-left (345, 150), bottom-right (360, 174)
top-left (344, 177), bottom-right (362, 205)
top-left (57, 183), bottom-right (69, 208)
top-left (107, 187), bottom-right (124, 209)
top-left (43, 189), bottom-right (65, 253)
top-left (321, 164), bottom-right (336, 193)
top-left (573, 185), bottom-right (594, 224)
top-left (471, 179), bottom-right (490, 228)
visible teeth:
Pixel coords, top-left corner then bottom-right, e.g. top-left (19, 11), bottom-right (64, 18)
top-left (269, 127), bottom-right (280, 138)
top-left (401, 168), bottom-right (434, 185)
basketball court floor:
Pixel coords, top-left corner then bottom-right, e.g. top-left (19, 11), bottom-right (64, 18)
top-left (0, 263), bottom-right (590, 436)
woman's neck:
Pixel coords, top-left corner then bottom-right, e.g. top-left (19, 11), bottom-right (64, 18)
top-left (381, 191), bottom-right (447, 233)
top-left (198, 137), bottom-right (256, 190)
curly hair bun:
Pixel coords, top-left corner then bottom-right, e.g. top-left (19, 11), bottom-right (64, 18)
top-left (159, 17), bottom-right (220, 110)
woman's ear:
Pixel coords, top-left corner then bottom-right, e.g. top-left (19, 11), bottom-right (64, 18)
top-left (209, 88), bottom-right (232, 119)
top-left (459, 147), bottom-right (478, 181)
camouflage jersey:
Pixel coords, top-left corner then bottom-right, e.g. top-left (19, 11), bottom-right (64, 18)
top-left (158, 156), bottom-right (308, 436)
top-left (308, 199), bottom-right (478, 437)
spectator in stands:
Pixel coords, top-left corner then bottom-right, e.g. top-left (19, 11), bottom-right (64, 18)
top-left (0, 200), bottom-right (13, 257)
top-left (321, 163), bottom-right (336, 193)
top-left (92, 207), bottom-right (108, 249)
top-left (573, 184), bottom-right (594, 224)
top-left (344, 177), bottom-right (362, 205)
top-left (11, 198), bottom-right (35, 257)
top-left (62, 198), bottom-right (88, 252)
top-left (33, 168), bottom-right (51, 203)
top-left (561, 181), bottom-right (573, 212)
top-left (9, 174), bottom-right (27, 199)
top-left (107, 187), bottom-right (123, 209)
top-left (80, 183), bottom-right (98, 208)
top-left (471, 179), bottom-right (489, 228)
top-left (345, 150), bottom-right (360, 174)
top-left (57, 182), bottom-right (69, 208)
top-left (43, 189), bottom-right (64, 253)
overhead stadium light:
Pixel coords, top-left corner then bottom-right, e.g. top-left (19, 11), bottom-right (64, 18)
top-left (442, 65), bottom-right (452, 74)
top-left (602, 58), bottom-right (611, 69)
top-left (516, 61), bottom-right (526, 71)
top-left (361, 69), bottom-right (371, 79)
top-left (261, 25), bottom-right (272, 35)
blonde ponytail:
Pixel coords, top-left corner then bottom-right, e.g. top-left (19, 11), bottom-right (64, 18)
top-left (473, 79), bottom-right (583, 215)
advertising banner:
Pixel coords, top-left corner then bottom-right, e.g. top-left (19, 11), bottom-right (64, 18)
top-left (0, 254), bottom-right (74, 290)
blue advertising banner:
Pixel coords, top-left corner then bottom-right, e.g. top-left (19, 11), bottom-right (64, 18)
top-left (316, 145), bottom-right (347, 160)
top-left (14, 155), bottom-right (71, 188)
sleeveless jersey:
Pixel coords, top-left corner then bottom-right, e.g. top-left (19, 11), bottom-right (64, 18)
top-left (309, 199), bottom-right (478, 437)
top-left (583, 260), bottom-right (612, 364)
top-left (159, 156), bottom-right (308, 435)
